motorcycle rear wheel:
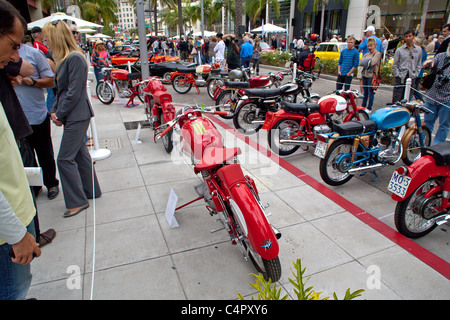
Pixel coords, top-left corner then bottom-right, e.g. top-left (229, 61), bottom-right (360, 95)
top-left (394, 178), bottom-right (440, 238)
top-left (96, 81), bottom-right (114, 105)
top-left (319, 139), bottom-right (354, 186)
top-left (215, 89), bottom-right (237, 119)
top-left (268, 119), bottom-right (301, 156)
top-left (233, 102), bottom-right (264, 135)
top-left (160, 113), bottom-right (173, 153)
top-left (402, 126), bottom-right (431, 165)
top-left (172, 75), bottom-right (192, 94)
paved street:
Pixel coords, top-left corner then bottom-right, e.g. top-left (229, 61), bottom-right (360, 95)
top-left (27, 65), bottom-right (449, 300)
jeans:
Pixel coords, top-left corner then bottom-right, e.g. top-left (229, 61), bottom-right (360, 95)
top-left (253, 58), bottom-right (260, 75)
top-left (362, 76), bottom-right (375, 110)
top-left (94, 67), bottom-right (102, 84)
top-left (241, 57), bottom-right (251, 68)
top-left (424, 100), bottom-right (450, 145)
top-left (0, 219), bottom-right (36, 300)
top-left (336, 74), bottom-right (353, 91)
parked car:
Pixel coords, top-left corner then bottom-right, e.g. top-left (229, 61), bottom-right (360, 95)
top-left (109, 45), bottom-right (136, 57)
top-left (111, 49), bottom-right (140, 65)
top-left (314, 42), bottom-right (347, 61)
top-left (116, 58), bottom-right (194, 81)
top-left (260, 41), bottom-right (276, 52)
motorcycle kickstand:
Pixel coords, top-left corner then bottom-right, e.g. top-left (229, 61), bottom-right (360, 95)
top-left (359, 170), bottom-right (378, 182)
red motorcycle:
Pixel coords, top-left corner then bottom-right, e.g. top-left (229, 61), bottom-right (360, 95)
top-left (170, 63), bottom-right (220, 95)
top-left (262, 90), bottom-right (368, 155)
top-left (142, 78), bottom-right (177, 152)
top-left (389, 141), bottom-right (450, 238)
top-left (157, 105), bottom-right (282, 281)
top-left (96, 67), bottom-right (147, 108)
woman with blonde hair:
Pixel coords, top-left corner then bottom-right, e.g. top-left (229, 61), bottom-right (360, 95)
top-left (360, 37), bottom-right (381, 113)
top-left (42, 20), bottom-right (101, 218)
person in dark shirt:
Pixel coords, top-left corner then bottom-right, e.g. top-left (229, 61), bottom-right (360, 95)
top-left (224, 34), bottom-right (241, 70)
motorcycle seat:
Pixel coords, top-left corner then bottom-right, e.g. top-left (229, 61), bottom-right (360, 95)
top-left (220, 71), bottom-right (229, 77)
top-left (176, 67), bottom-right (196, 73)
top-left (127, 72), bottom-right (142, 80)
top-left (224, 81), bottom-right (250, 89)
top-left (211, 69), bottom-right (221, 75)
top-left (333, 120), bottom-right (377, 136)
top-left (280, 101), bottom-right (320, 114)
top-left (245, 88), bottom-right (282, 98)
top-left (421, 141), bottom-right (450, 166)
top-left (194, 147), bottom-right (242, 172)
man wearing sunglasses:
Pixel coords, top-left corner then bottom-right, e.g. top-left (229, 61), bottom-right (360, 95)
top-left (392, 29), bottom-right (423, 104)
top-left (0, 0), bottom-right (42, 300)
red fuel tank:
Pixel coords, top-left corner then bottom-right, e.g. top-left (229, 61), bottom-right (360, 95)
top-left (111, 69), bottom-right (129, 80)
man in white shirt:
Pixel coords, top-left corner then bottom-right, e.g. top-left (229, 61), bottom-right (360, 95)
top-left (214, 33), bottom-right (226, 70)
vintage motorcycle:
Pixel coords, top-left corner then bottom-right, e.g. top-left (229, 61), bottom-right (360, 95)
top-left (142, 78), bottom-right (177, 152)
top-left (389, 141), bottom-right (450, 238)
top-left (156, 105), bottom-right (282, 281)
top-left (213, 72), bottom-right (286, 120)
top-left (170, 63), bottom-right (221, 95)
top-left (96, 67), bottom-right (147, 108)
top-left (263, 89), bottom-right (369, 156)
top-left (315, 105), bottom-right (411, 186)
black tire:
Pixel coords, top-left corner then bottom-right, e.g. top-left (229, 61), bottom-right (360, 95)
top-left (249, 253), bottom-right (282, 282)
top-left (160, 113), bottom-right (173, 153)
top-left (402, 126), bottom-right (432, 165)
top-left (394, 178), bottom-right (440, 238)
top-left (96, 81), bottom-right (114, 104)
top-left (215, 89), bottom-right (237, 119)
top-left (136, 83), bottom-right (145, 103)
top-left (172, 75), bottom-right (192, 94)
top-left (268, 119), bottom-right (301, 156)
top-left (207, 78), bottom-right (224, 100)
top-left (233, 102), bottom-right (264, 135)
top-left (349, 110), bottom-right (370, 122)
top-left (163, 72), bottom-right (172, 82)
top-left (319, 139), bottom-right (354, 186)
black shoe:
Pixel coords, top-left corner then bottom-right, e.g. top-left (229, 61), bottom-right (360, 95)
top-left (47, 186), bottom-right (59, 199)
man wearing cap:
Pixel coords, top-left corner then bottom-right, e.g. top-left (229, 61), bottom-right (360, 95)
top-left (358, 26), bottom-right (383, 55)
top-left (31, 27), bottom-right (48, 55)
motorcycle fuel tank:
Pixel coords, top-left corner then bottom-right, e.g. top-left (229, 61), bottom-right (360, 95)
top-left (181, 116), bottom-right (224, 160)
top-left (317, 95), bottom-right (347, 114)
top-left (370, 106), bottom-right (410, 130)
top-left (248, 76), bottom-right (271, 87)
top-left (111, 69), bottom-right (129, 80)
top-left (143, 79), bottom-right (166, 94)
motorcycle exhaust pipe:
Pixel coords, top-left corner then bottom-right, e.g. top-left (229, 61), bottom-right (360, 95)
top-left (271, 224), bottom-right (282, 239)
top-left (348, 163), bottom-right (385, 174)
top-left (279, 139), bottom-right (315, 146)
top-left (249, 120), bottom-right (266, 124)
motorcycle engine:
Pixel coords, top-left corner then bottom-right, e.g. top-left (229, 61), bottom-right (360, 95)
top-left (375, 130), bottom-right (402, 164)
top-left (313, 124), bottom-right (332, 137)
top-left (116, 80), bottom-right (132, 98)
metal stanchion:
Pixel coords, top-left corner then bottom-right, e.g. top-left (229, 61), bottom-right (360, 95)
top-left (87, 71), bottom-right (111, 160)
top-left (404, 78), bottom-right (412, 101)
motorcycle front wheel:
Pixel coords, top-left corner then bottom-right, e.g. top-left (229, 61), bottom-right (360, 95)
top-left (233, 102), bottom-right (264, 135)
top-left (96, 81), bottom-right (114, 104)
top-left (402, 126), bottom-right (431, 165)
top-left (394, 178), bottom-right (441, 238)
top-left (215, 89), bottom-right (237, 119)
top-left (268, 119), bottom-right (301, 156)
top-left (319, 139), bottom-right (354, 186)
top-left (207, 78), bottom-right (224, 100)
top-left (172, 75), bottom-right (192, 94)
top-left (160, 113), bottom-right (173, 153)
top-left (245, 238), bottom-right (281, 282)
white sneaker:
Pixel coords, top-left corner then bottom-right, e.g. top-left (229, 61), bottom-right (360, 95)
top-left (366, 109), bottom-right (371, 114)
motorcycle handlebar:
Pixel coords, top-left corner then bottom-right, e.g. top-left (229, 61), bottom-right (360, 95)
top-left (158, 124), bottom-right (173, 139)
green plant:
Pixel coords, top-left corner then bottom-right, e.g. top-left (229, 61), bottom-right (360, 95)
top-left (237, 259), bottom-right (365, 300)
top-left (317, 58), bottom-right (339, 75)
top-left (260, 50), bottom-right (292, 67)
top-left (380, 60), bottom-right (394, 84)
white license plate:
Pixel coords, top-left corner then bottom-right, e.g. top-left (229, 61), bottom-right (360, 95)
top-left (387, 171), bottom-right (412, 198)
top-left (314, 141), bottom-right (327, 159)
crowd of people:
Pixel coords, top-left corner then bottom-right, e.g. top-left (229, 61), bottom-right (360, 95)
top-left (0, 0), bottom-right (101, 299)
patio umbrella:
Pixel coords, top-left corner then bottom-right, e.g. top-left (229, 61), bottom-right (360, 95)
top-left (192, 31), bottom-right (216, 37)
top-left (87, 33), bottom-right (112, 40)
top-left (78, 28), bottom-right (97, 34)
top-left (27, 12), bottom-right (103, 29)
top-left (251, 23), bottom-right (286, 33)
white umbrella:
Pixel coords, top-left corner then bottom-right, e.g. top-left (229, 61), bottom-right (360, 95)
top-left (193, 30), bottom-right (216, 37)
top-left (87, 33), bottom-right (112, 40)
top-left (27, 12), bottom-right (103, 29)
top-left (251, 23), bottom-right (286, 33)
top-left (78, 28), bottom-right (97, 34)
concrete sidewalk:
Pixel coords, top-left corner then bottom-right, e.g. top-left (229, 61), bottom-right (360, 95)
top-left (27, 73), bottom-right (449, 300)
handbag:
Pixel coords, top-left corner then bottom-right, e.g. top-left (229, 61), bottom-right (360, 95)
top-left (421, 58), bottom-right (450, 90)
top-left (372, 64), bottom-right (382, 91)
